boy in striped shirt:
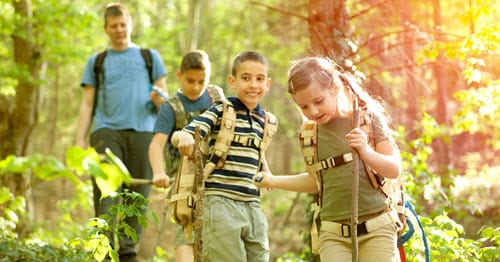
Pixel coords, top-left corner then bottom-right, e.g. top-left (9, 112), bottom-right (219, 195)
top-left (171, 50), bottom-right (277, 262)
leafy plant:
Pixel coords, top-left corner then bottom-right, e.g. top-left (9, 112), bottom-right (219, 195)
top-left (0, 147), bottom-right (158, 261)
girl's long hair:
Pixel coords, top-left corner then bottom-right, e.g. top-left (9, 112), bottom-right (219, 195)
top-left (287, 56), bottom-right (395, 141)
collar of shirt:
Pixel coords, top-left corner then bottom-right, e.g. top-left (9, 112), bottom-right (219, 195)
top-left (228, 96), bottom-right (265, 117)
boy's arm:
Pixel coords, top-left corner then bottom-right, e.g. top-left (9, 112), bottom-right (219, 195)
top-left (148, 133), bottom-right (170, 188)
top-left (171, 130), bottom-right (195, 156)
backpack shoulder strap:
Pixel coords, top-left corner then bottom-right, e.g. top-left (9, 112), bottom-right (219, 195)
top-left (93, 50), bottom-right (107, 80)
top-left (140, 48), bottom-right (153, 83)
top-left (92, 50), bottom-right (107, 117)
top-left (299, 120), bottom-right (323, 206)
top-left (166, 95), bottom-right (187, 132)
top-left (255, 111), bottom-right (278, 171)
top-left (206, 84), bottom-right (225, 103)
top-left (300, 120), bottom-right (318, 166)
top-left (203, 100), bottom-right (236, 178)
top-left (359, 108), bottom-right (406, 233)
top-left (260, 111), bottom-right (278, 152)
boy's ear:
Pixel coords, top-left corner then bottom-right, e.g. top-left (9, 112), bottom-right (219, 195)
top-left (227, 75), bottom-right (236, 90)
top-left (266, 78), bottom-right (272, 91)
top-left (175, 69), bottom-right (182, 80)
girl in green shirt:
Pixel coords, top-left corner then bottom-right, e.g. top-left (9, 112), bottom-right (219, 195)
top-left (256, 56), bottom-right (403, 262)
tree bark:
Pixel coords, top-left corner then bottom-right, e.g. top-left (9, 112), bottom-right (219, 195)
top-left (432, 0), bottom-right (451, 170)
top-left (399, 0), bottom-right (418, 129)
top-left (307, 0), bottom-right (355, 66)
top-left (0, 0), bottom-right (41, 238)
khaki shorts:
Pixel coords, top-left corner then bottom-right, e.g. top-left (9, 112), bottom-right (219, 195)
top-left (319, 222), bottom-right (400, 262)
top-left (173, 224), bottom-right (193, 248)
top-left (202, 195), bottom-right (270, 262)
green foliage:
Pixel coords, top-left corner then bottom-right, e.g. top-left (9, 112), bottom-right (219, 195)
top-left (453, 82), bottom-right (500, 149)
top-left (422, 214), bottom-right (500, 261)
top-left (0, 147), bottom-right (159, 262)
top-left (0, 238), bottom-right (90, 262)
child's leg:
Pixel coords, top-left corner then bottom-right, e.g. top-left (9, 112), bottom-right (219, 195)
top-left (203, 196), bottom-right (247, 261)
top-left (318, 231), bottom-right (352, 262)
top-left (244, 201), bottom-right (270, 262)
top-left (359, 223), bottom-right (400, 262)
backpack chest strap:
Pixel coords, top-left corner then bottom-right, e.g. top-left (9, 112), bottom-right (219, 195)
top-left (309, 152), bottom-right (353, 172)
top-left (232, 134), bottom-right (263, 149)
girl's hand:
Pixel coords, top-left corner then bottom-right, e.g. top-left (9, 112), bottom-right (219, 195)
top-left (346, 128), bottom-right (369, 156)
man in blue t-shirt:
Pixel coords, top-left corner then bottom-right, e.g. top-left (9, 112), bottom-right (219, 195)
top-left (75, 3), bottom-right (167, 261)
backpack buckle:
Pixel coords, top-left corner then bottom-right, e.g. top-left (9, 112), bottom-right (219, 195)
top-left (208, 153), bottom-right (220, 165)
top-left (341, 224), bottom-right (351, 237)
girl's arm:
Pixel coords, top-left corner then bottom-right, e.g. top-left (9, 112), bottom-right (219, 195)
top-left (347, 128), bottom-right (402, 179)
top-left (255, 170), bottom-right (318, 193)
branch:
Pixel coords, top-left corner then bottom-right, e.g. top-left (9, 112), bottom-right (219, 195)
top-left (250, 1), bottom-right (308, 20)
top-left (349, 0), bottom-right (390, 20)
top-left (365, 61), bottom-right (437, 79)
top-left (356, 38), bottom-right (428, 64)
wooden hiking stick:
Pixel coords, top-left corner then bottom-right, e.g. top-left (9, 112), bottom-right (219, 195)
top-left (351, 95), bottom-right (360, 262)
top-left (192, 126), bottom-right (204, 262)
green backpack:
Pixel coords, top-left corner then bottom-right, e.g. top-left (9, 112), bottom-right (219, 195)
top-left (164, 84), bottom-right (225, 176)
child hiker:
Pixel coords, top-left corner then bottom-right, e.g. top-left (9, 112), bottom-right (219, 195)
top-left (255, 56), bottom-right (403, 262)
top-left (148, 50), bottom-right (224, 261)
top-left (171, 50), bottom-right (277, 261)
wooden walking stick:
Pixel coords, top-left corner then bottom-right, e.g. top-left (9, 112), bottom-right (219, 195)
top-left (351, 94), bottom-right (360, 262)
top-left (192, 126), bottom-right (204, 262)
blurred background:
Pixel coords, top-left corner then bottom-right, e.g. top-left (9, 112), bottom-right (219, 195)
top-left (0, 0), bottom-right (498, 261)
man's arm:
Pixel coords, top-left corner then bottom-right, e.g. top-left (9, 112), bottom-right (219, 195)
top-left (151, 76), bottom-right (168, 112)
top-left (75, 85), bottom-right (95, 148)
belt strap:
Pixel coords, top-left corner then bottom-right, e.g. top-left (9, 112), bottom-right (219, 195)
top-left (321, 211), bottom-right (399, 237)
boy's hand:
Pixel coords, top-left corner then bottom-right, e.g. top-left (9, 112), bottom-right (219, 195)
top-left (153, 172), bottom-right (170, 188)
top-left (174, 131), bottom-right (195, 156)
top-left (254, 171), bottom-right (274, 190)
top-left (345, 127), bottom-right (369, 156)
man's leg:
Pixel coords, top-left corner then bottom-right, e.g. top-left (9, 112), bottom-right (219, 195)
top-left (118, 130), bottom-right (154, 261)
top-left (90, 128), bottom-right (124, 249)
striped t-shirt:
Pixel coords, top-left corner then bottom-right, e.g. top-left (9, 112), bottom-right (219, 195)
top-left (183, 96), bottom-right (274, 202)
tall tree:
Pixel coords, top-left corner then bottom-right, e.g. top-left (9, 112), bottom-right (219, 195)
top-left (399, 0), bottom-right (418, 127)
top-left (0, 0), bottom-right (41, 191)
top-left (0, 0), bottom-right (42, 238)
top-left (307, 0), bottom-right (355, 65)
top-left (432, 0), bottom-right (451, 168)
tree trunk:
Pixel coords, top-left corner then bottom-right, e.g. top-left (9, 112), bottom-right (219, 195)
top-left (187, 0), bottom-right (202, 51)
top-left (0, 0), bottom-right (41, 238)
top-left (307, 0), bottom-right (355, 65)
top-left (399, 0), bottom-right (418, 130)
top-left (432, 0), bottom-right (451, 169)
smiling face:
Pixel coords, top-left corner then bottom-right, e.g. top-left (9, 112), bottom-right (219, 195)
top-left (104, 15), bottom-right (132, 50)
top-left (177, 68), bottom-right (208, 100)
top-left (292, 80), bottom-right (339, 124)
top-left (228, 60), bottom-right (271, 110)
